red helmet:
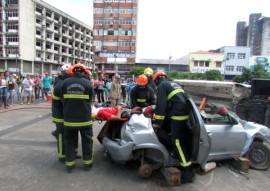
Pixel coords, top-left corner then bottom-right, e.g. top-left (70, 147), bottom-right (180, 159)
top-left (136, 74), bottom-right (148, 86)
top-left (72, 63), bottom-right (86, 72)
top-left (153, 70), bottom-right (167, 81)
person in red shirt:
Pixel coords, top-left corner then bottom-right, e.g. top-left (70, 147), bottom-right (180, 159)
top-left (92, 105), bottom-right (122, 121)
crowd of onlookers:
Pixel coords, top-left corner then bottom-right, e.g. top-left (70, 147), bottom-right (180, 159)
top-left (91, 75), bottom-right (135, 106)
top-left (0, 71), bottom-right (53, 109)
top-left (0, 70), bottom-right (136, 110)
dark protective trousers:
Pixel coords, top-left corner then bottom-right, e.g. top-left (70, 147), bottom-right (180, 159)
top-left (64, 126), bottom-right (94, 167)
top-left (171, 119), bottom-right (193, 169)
top-left (57, 123), bottom-right (65, 160)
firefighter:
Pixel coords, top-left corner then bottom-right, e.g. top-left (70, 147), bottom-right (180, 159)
top-left (143, 67), bottom-right (157, 95)
top-left (130, 74), bottom-right (156, 109)
top-left (52, 64), bottom-right (72, 162)
top-left (60, 63), bottom-right (93, 173)
top-left (152, 70), bottom-right (195, 184)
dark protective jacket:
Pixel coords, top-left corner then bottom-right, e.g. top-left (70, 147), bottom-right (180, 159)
top-left (147, 77), bottom-right (157, 95)
top-left (130, 84), bottom-right (156, 108)
top-left (60, 72), bottom-right (93, 128)
top-left (52, 74), bottom-right (67, 124)
top-left (154, 79), bottom-right (190, 126)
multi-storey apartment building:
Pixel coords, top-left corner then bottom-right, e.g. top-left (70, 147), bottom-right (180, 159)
top-left (0, 0), bottom-right (93, 75)
top-left (235, 21), bottom-right (247, 46)
top-left (93, 0), bottom-right (137, 78)
top-left (235, 13), bottom-right (270, 56)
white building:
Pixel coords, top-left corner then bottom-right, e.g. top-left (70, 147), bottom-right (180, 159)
top-left (214, 46), bottom-right (251, 80)
top-left (0, 0), bottom-right (93, 75)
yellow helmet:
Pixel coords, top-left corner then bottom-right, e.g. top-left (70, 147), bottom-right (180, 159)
top-left (144, 68), bottom-right (153, 76)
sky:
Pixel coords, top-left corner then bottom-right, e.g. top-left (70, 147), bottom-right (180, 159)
top-left (43, 0), bottom-right (270, 60)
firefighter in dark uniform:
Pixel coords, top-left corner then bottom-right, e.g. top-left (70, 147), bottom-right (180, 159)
top-left (130, 74), bottom-right (156, 109)
top-left (144, 67), bottom-right (157, 96)
top-left (152, 70), bottom-right (195, 184)
top-left (60, 63), bottom-right (93, 173)
top-left (52, 64), bottom-right (75, 162)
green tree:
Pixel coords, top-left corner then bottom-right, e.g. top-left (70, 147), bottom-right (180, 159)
top-left (233, 65), bottom-right (268, 83)
top-left (203, 70), bottom-right (223, 81)
top-left (129, 67), bottom-right (145, 76)
top-left (168, 70), bottom-right (180, 79)
top-left (252, 64), bottom-right (268, 78)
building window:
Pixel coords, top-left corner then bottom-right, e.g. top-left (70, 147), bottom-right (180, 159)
top-left (238, 53), bottom-right (246, 59)
top-left (7, 0), bottom-right (18, 5)
top-left (6, 22), bottom-right (18, 30)
top-left (205, 61), bottom-right (209, 67)
top-left (108, 30), bottom-right (114, 35)
top-left (226, 66), bottom-right (234, 72)
top-left (194, 61), bottom-right (198, 67)
top-left (227, 52), bottom-right (235, 59)
top-left (36, 29), bottom-right (41, 35)
top-left (6, 35), bottom-right (19, 42)
top-left (199, 61), bottom-right (204, 67)
top-left (6, 9), bottom-right (18, 17)
top-left (5, 47), bottom-right (18, 54)
top-left (216, 61), bottom-right (222, 67)
top-left (236, 66), bottom-right (243, 72)
top-left (36, 41), bottom-right (42, 47)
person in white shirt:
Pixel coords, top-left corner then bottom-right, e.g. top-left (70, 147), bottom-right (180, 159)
top-left (21, 74), bottom-right (33, 105)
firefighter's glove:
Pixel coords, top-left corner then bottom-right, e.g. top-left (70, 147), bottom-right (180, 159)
top-left (152, 124), bottom-right (160, 132)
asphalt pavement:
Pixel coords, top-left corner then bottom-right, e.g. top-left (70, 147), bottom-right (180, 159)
top-left (0, 101), bottom-right (270, 191)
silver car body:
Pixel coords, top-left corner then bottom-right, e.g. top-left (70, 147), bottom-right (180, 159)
top-left (102, 97), bottom-right (270, 170)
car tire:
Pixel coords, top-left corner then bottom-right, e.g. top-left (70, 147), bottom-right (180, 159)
top-left (245, 141), bottom-right (270, 170)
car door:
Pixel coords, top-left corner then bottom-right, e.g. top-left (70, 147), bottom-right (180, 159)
top-left (205, 113), bottom-right (246, 160)
top-left (187, 98), bottom-right (211, 165)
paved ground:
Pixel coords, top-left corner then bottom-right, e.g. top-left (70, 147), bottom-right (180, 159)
top-left (0, 101), bottom-right (270, 191)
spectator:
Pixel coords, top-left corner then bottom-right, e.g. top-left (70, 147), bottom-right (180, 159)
top-left (37, 74), bottom-right (44, 100)
top-left (16, 74), bottom-right (23, 101)
top-left (97, 77), bottom-right (105, 103)
top-left (21, 74), bottom-right (33, 105)
top-left (42, 72), bottom-right (52, 100)
top-left (92, 76), bottom-right (98, 102)
top-left (110, 74), bottom-right (121, 106)
top-left (120, 78), bottom-right (127, 103)
top-left (34, 74), bottom-right (39, 100)
top-left (0, 73), bottom-right (8, 109)
top-left (7, 75), bottom-right (17, 108)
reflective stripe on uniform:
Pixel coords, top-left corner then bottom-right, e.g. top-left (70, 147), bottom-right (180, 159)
top-left (66, 161), bottom-right (75, 167)
top-left (167, 89), bottom-right (185, 100)
top-left (63, 94), bottom-right (89, 99)
top-left (52, 93), bottom-right (60, 100)
top-left (175, 139), bottom-right (192, 167)
top-left (137, 98), bottom-right (146, 102)
top-left (171, 115), bottom-right (189, 121)
top-left (58, 134), bottom-right (65, 159)
top-left (155, 115), bottom-right (165, 120)
top-left (53, 118), bottom-right (64, 123)
top-left (64, 120), bottom-right (93, 127)
top-left (84, 137), bottom-right (94, 165)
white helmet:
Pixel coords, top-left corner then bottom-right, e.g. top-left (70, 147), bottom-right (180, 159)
top-left (60, 64), bottom-right (71, 72)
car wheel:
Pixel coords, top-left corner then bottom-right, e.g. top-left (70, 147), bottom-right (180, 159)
top-left (138, 164), bottom-right (152, 178)
top-left (245, 141), bottom-right (270, 170)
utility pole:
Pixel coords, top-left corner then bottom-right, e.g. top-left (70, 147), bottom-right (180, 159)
top-left (169, 56), bottom-right (172, 73)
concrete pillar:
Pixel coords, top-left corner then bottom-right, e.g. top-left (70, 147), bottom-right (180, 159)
top-left (41, 62), bottom-right (44, 75)
top-left (32, 61), bottom-right (34, 74)
top-left (20, 60), bottom-right (23, 74)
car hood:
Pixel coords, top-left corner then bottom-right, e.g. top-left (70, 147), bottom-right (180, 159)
top-left (242, 120), bottom-right (270, 144)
